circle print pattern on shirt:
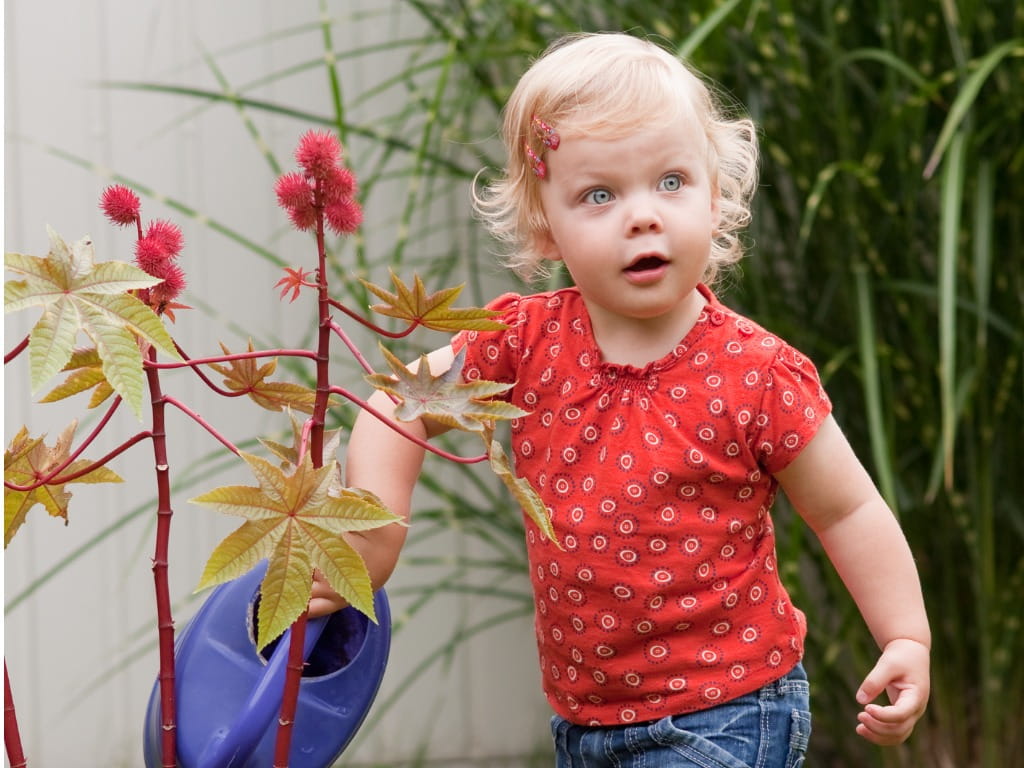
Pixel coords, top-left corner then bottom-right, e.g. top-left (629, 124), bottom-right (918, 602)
top-left (454, 287), bottom-right (831, 725)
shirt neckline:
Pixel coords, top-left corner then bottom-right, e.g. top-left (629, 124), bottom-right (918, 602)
top-left (569, 283), bottom-right (720, 379)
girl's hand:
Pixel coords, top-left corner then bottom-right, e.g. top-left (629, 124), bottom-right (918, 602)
top-left (855, 637), bottom-right (931, 745)
top-left (307, 568), bottom-right (347, 618)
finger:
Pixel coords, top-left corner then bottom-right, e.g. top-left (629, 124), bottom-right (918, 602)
top-left (864, 697), bottom-right (916, 722)
top-left (307, 596), bottom-right (343, 618)
top-left (856, 719), bottom-right (910, 747)
top-left (856, 661), bottom-right (892, 706)
top-left (856, 701), bottom-right (919, 746)
top-left (867, 683), bottom-right (926, 720)
top-left (857, 710), bottom-right (911, 743)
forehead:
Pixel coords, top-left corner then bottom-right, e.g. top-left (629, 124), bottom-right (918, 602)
top-left (546, 117), bottom-right (709, 184)
top-left (560, 110), bottom-right (707, 154)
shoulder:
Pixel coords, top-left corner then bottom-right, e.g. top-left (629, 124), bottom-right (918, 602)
top-left (452, 287), bottom-right (587, 380)
top-left (478, 287), bottom-right (588, 337)
top-left (701, 288), bottom-right (814, 371)
top-left (699, 291), bottom-right (829, 415)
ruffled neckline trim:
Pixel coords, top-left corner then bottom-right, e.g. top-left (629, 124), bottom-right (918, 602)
top-left (572, 283), bottom-right (725, 380)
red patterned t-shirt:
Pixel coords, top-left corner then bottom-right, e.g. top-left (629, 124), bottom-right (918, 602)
top-left (453, 284), bottom-right (831, 725)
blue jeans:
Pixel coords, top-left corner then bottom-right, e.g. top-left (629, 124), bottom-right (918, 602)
top-left (550, 663), bottom-right (811, 768)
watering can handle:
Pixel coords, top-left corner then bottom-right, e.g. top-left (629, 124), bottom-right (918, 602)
top-left (196, 615), bottom-right (329, 768)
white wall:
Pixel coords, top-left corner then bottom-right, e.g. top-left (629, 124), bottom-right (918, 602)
top-left (4, 2), bottom-right (549, 765)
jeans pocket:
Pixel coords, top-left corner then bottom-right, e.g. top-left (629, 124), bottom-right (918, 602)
top-left (785, 709), bottom-right (812, 768)
top-left (651, 716), bottom-right (754, 768)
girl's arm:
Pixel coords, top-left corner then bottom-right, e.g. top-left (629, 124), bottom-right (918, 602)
top-left (774, 414), bottom-right (930, 746)
top-left (308, 345), bottom-right (456, 616)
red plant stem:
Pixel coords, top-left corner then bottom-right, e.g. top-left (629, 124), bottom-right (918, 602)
top-left (327, 385), bottom-right (489, 465)
top-left (273, 178), bottom-right (334, 768)
top-left (4, 335), bottom-right (30, 365)
top-left (328, 319), bottom-right (378, 377)
top-left (162, 395), bottom-right (240, 455)
top-left (2, 397), bottom-right (135, 492)
top-left (171, 341), bottom-right (249, 397)
top-left (144, 348), bottom-right (318, 370)
top-left (326, 297), bottom-right (420, 339)
top-left (296, 417), bottom-right (314, 463)
top-left (145, 348), bottom-right (178, 768)
top-left (273, 608), bottom-right (310, 768)
top-left (4, 660), bottom-right (27, 768)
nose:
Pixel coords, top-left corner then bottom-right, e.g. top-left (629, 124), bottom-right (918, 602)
top-left (626, 194), bottom-right (663, 235)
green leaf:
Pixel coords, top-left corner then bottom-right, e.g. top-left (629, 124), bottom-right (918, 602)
top-left (482, 429), bottom-right (560, 549)
top-left (295, 523), bottom-right (375, 619)
top-left (191, 450), bottom-right (401, 648)
top-left (257, 527), bottom-right (314, 649)
top-left (38, 348), bottom-right (114, 407)
top-left (923, 39), bottom-right (1024, 179)
top-left (28, 303), bottom-right (80, 390)
top-left (197, 519), bottom-right (280, 590)
top-left (5, 227), bottom-right (182, 418)
top-left (366, 344), bottom-right (526, 432)
top-left (4, 422), bottom-right (123, 547)
top-left (207, 341), bottom-right (333, 414)
top-left (362, 270), bottom-right (508, 332)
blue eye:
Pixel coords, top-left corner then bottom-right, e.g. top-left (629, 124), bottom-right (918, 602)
top-left (585, 188), bottom-right (612, 204)
top-left (659, 174), bottom-right (683, 191)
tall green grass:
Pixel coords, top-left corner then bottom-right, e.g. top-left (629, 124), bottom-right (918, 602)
top-left (42, 1), bottom-right (1023, 765)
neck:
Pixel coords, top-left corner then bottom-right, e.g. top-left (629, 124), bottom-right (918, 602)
top-left (586, 289), bottom-right (707, 368)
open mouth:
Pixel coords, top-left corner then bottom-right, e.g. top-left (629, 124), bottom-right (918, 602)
top-left (625, 255), bottom-right (668, 273)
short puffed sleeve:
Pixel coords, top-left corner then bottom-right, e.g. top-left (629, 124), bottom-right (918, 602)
top-left (752, 341), bottom-right (832, 473)
top-left (451, 292), bottom-right (523, 386)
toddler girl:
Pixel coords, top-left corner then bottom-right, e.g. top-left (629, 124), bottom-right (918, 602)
top-left (329, 32), bottom-right (930, 767)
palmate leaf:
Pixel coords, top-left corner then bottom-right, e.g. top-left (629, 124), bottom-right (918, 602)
top-left (361, 270), bottom-right (508, 333)
top-left (365, 344), bottom-right (527, 432)
top-left (206, 340), bottom-right (332, 414)
top-left (4, 422), bottom-right (123, 547)
top-left (191, 450), bottom-right (402, 649)
top-left (365, 345), bottom-right (557, 547)
top-left (39, 348), bottom-right (115, 408)
top-left (481, 425), bottom-right (560, 549)
top-left (4, 226), bottom-right (182, 418)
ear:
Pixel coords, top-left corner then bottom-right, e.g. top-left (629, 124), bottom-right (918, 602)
top-left (534, 228), bottom-right (563, 263)
top-left (710, 186), bottom-right (722, 234)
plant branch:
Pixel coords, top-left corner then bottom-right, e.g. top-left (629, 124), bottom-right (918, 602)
top-left (296, 417), bottom-right (314, 462)
top-left (145, 349), bottom-right (178, 768)
top-left (326, 296), bottom-right (419, 338)
top-left (274, 174), bottom-right (333, 767)
top-left (161, 396), bottom-right (241, 455)
top-left (4, 335), bottom-right (30, 364)
top-left (327, 385), bottom-right (488, 465)
top-left (3, 398), bottom-right (138, 491)
top-left (144, 348), bottom-right (318, 370)
top-left (171, 341), bottom-right (249, 397)
top-left (4, 430), bottom-right (153, 492)
top-left (273, 608), bottom-right (310, 768)
top-left (4, 661), bottom-right (27, 768)
top-left (328, 319), bottom-right (380, 377)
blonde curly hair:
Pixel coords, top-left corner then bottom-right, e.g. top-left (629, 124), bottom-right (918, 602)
top-left (473, 32), bottom-right (759, 285)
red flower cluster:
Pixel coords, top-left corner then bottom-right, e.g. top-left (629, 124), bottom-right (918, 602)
top-left (100, 185), bottom-right (186, 312)
top-left (99, 184), bottom-right (141, 227)
top-left (275, 130), bottom-right (363, 235)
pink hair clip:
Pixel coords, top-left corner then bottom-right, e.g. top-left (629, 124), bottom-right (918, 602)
top-left (525, 144), bottom-right (546, 179)
top-left (531, 115), bottom-right (560, 150)
top-left (526, 115), bottom-right (559, 179)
